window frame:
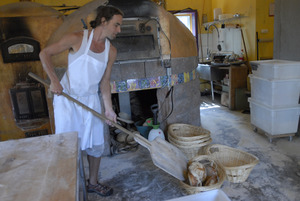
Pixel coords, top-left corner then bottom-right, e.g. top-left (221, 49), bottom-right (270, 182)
top-left (169, 9), bottom-right (199, 51)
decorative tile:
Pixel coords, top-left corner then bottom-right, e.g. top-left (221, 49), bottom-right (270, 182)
top-left (190, 70), bottom-right (196, 80)
top-left (184, 72), bottom-right (190, 82)
top-left (127, 79), bottom-right (139, 91)
top-left (138, 78), bottom-right (150, 89)
top-left (171, 74), bottom-right (178, 86)
top-left (110, 81), bottom-right (117, 93)
top-left (111, 68), bottom-right (197, 93)
top-left (178, 73), bottom-right (184, 84)
top-left (149, 77), bottom-right (161, 88)
top-left (116, 80), bottom-right (127, 92)
top-left (160, 75), bottom-right (168, 88)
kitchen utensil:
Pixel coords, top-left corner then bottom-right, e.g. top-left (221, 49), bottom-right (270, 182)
top-left (28, 72), bottom-right (188, 181)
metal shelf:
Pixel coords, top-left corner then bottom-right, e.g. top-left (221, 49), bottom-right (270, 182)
top-left (203, 15), bottom-right (243, 28)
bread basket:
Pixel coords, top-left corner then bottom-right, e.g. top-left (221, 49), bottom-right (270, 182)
top-left (180, 155), bottom-right (226, 194)
top-left (167, 124), bottom-right (212, 159)
top-left (168, 124), bottom-right (211, 142)
top-left (204, 144), bottom-right (259, 183)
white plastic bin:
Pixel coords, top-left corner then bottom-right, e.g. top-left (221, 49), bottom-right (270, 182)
top-left (250, 60), bottom-right (300, 80)
top-left (166, 189), bottom-right (231, 201)
top-left (249, 75), bottom-right (300, 107)
top-left (248, 98), bottom-right (300, 135)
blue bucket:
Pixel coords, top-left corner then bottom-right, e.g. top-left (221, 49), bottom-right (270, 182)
top-left (134, 120), bottom-right (152, 139)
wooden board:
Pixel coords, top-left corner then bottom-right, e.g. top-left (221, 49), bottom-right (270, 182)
top-left (229, 65), bottom-right (248, 110)
top-left (0, 132), bottom-right (78, 201)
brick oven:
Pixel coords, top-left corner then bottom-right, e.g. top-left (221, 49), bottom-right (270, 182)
top-left (46, 0), bottom-right (201, 135)
top-left (0, 2), bottom-right (64, 140)
top-left (0, 0), bottom-right (201, 142)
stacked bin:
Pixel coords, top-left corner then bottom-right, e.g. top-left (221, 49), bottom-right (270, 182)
top-left (248, 60), bottom-right (300, 140)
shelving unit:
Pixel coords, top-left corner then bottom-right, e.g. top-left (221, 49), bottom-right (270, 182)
top-left (198, 64), bottom-right (248, 110)
top-left (203, 15), bottom-right (243, 28)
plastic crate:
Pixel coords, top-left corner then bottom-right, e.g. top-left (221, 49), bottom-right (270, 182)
top-left (250, 60), bottom-right (300, 80)
top-left (249, 75), bottom-right (300, 107)
top-left (166, 189), bottom-right (231, 201)
top-left (248, 98), bottom-right (300, 135)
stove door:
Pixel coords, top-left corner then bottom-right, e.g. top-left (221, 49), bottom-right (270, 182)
top-left (111, 17), bottom-right (161, 61)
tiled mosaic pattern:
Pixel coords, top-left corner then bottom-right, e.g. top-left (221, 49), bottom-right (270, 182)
top-left (111, 69), bottom-right (196, 93)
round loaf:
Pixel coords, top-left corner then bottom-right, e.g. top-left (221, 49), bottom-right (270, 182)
top-left (203, 164), bottom-right (219, 186)
top-left (187, 161), bottom-right (207, 186)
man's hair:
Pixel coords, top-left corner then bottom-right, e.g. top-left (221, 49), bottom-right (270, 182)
top-left (90, 5), bottom-right (124, 28)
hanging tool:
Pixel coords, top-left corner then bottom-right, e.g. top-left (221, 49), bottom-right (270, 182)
top-left (241, 28), bottom-right (252, 74)
top-left (28, 72), bottom-right (188, 181)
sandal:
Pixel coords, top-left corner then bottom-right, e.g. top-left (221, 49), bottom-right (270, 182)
top-left (87, 181), bottom-right (113, 196)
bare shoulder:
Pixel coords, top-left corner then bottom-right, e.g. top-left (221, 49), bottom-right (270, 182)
top-left (66, 31), bottom-right (84, 52)
top-left (109, 43), bottom-right (117, 53)
top-left (108, 43), bottom-right (117, 59)
top-left (57, 31), bottom-right (81, 44)
top-left (72, 31), bottom-right (84, 39)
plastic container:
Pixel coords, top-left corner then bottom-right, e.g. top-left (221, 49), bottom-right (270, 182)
top-left (166, 189), bottom-right (231, 201)
top-left (250, 60), bottom-right (300, 80)
top-left (148, 124), bottom-right (165, 141)
top-left (213, 8), bottom-right (222, 21)
top-left (248, 98), bottom-right (300, 135)
top-left (249, 74), bottom-right (300, 107)
top-left (134, 120), bottom-right (152, 139)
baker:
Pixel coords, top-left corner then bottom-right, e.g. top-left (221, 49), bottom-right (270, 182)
top-left (39, 5), bottom-right (124, 197)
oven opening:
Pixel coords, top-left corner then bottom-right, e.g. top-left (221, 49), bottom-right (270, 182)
top-left (114, 35), bottom-right (155, 52)
top-left (10, 83), bottom-right (49, 121)
top-left (110, 17), bottom-right (160, 61)
top-left (1, 37), bottom-right (40, 63)
top-left (112, 89), bottom-right (158, 122)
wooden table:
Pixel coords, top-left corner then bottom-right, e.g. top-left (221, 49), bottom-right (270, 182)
top-left (0, 132), bottom-right (80, 201)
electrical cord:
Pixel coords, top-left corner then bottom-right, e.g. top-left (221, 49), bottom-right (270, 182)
top-left (159, 86), bottom-right (174, 124)
top-left (143, 18), bottom-right (172, 70)
top-left (141, 18), bottom-right (174, 122)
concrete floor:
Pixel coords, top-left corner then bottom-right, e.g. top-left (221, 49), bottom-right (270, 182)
top-left (84, 95), bottom-right (300, 201)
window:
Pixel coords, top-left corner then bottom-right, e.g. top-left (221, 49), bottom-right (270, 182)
top-left (175, 13), bottom-right (194, 35)
top-left (170, 9), bottom-right (199, 49)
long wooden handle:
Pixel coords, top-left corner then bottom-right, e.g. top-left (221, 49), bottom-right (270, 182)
top-left (28, 72), bottom-right (151, 148)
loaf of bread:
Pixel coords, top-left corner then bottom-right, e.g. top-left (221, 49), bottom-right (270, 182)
top-left (203, 175), bottom-right (218, 186)
top-left (203, 164), bottom-right (219, 186)
top-left (187, 161), bottom-right (207, 186)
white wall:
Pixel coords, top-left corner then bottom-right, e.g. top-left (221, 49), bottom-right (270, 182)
top-left (199, 27), bottom-right (242, 61)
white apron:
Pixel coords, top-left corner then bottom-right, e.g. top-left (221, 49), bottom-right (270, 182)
top-left (53, 29), bottom-right (110, 151)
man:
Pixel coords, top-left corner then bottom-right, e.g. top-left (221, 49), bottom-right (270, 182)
top-left (39, 5), bottom-right (124, 196)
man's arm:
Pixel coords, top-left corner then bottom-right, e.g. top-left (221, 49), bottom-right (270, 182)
top-left (39, 32), bottom-right (82, 94)
top-left (100, 44), bottom-right (117, 124)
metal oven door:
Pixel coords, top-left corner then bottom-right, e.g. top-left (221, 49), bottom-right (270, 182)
top-left (110, 17), bottom-right (161, 62)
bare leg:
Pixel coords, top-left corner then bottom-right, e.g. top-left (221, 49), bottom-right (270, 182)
top-left (87, 155), bottom-right (101, 185)
top-left (86, 155), bottom-right (113, 196)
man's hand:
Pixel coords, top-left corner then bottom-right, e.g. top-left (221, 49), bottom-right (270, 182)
top-left (50, 81), bottom-right (63, 95)
top-left (105, 109), bottom-right (117, 126)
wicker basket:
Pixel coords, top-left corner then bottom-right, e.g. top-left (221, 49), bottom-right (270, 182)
top-left (168, 124), bottom-right (211, 142)
top-left (168, 134), bottom-right (211, 146)
top-left (204, 144), bottom-right (259, 183)
top-left (180, 155), bottom-right (226, 194)
top-left (168, 137), bottom-right (212, 159)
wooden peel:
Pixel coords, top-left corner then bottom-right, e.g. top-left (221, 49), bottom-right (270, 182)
top-left (28, 72), bottom-right (188, 181)
top-left (241, 28), bottom-right (252, 74)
